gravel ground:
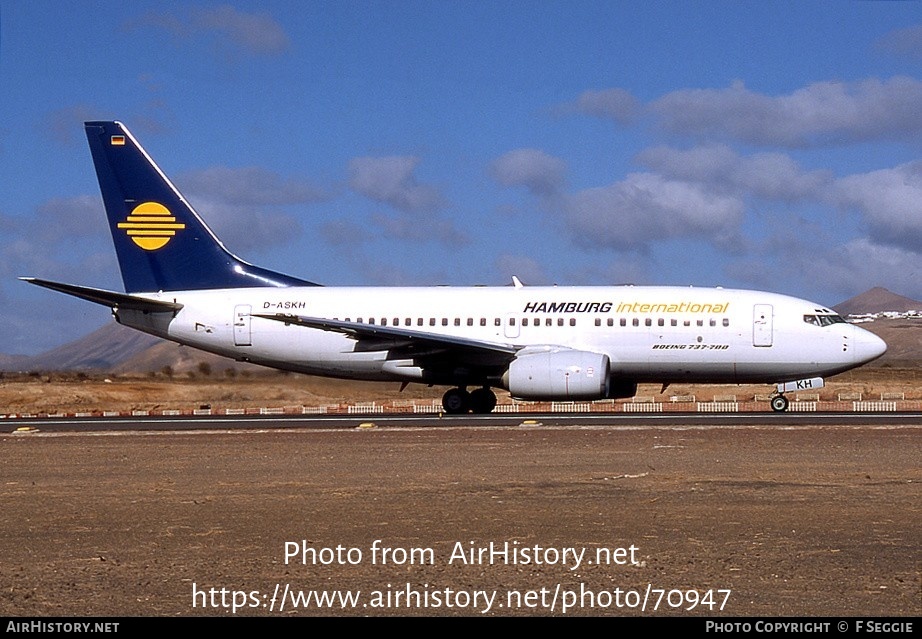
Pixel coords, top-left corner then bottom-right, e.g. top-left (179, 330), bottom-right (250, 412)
top-left (0, 424), bottom-right (918, 617)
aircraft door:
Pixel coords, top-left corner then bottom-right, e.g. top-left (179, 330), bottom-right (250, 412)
top-left (752, 304), bottom-right (773, 347)
top-left (234, 305), bottom-right (252, 346)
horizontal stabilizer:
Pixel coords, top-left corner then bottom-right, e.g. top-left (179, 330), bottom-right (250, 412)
top-left (20, 278), bottom-right (183, 312)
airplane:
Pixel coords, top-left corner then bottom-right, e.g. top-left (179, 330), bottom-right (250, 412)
top-left (23, 121), bottom-right (887, 414)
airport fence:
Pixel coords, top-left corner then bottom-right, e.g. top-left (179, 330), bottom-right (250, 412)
top-left (2, 396), bottom-right (920, 420)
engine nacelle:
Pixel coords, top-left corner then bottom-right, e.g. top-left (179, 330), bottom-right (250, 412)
top-left (503, 350), bottom-right (610, 400)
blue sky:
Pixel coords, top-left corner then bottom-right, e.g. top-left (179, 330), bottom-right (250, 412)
top-left (2, 1), bottom-right (922, 354)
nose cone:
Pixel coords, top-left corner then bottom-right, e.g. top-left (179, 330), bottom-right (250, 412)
top-left (852, 326), bottom-right (887, 365)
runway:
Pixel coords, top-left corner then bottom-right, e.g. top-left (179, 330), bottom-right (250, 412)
top-left (4, 409), bottom-right (922, 433)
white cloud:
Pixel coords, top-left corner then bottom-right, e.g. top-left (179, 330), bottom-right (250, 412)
top-left (828, 239), bottom-right (922, 299)
top-left (561, 88), bottom-right (639, 125)
top-left (832, 161), bottom-right (922, 250)
top-left (490, 148), bottom-right (567, 197)
top-left (494, 254), bottom-right (549, 285)
top-left (727, 217), bottom-right (922, 302)
top-left (179, 166), bottom-right (328, 206)
top-left (131, 5), bottom-right (290, 57)
top-left (171, 166), bottom-right (335, 253)
top-left (563, 172), bottom-right (743, 250)
top-left (44, 106), bottom-right (104, 147)
top-left (789, 239), bottom-right (922, 301)
top-left (370, 212), bottom-right (469, 246)
top-left (33, 195), bottom-right (109, 243)
top-left (319, 219), bottom-right (374, 247)
top-left (0, 197), bottom-right (116, 284)
top-left (347, 155), bottom-right (467, 246)
top-left (649, 78), bottom-right (922, 147)
top-left (348, 156), bottom-right (445, 214)
top-left (195, 5), bottom-right (290, 55)
top-left (637, 145), bottom-right (833, 201)
top-left (878, 24), bottom-right (922, 61)
top-left (563, 258), bottom-right (653, 287)
top-left (183, 196), bottom-right (303, 254)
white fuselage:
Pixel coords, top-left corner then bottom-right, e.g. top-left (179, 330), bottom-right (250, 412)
top-left (118, 284), bottom-right (886, 387)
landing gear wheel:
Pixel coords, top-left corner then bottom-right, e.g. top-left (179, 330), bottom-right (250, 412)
top-left (442, 388), bottom-right (471, 414)
top-left (469, 387), bottom-right (497, 414)
top-left (770, 395), bottom-right (789, 413)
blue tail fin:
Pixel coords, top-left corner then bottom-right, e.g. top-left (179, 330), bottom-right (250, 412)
top-left (84, 121), bottom-right (318, 293)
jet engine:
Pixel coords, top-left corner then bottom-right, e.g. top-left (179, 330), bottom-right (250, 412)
top-left (503, 350), bottom-right (610, 400)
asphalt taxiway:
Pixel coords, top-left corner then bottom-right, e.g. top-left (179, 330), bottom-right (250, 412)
top-left (3, 410), bottom-right (922, 433)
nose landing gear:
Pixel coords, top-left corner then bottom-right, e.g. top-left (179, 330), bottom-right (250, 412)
top-left (770, 394), bottom-right (789, 412)
top-left (771, 377), bottom-right (825, 412)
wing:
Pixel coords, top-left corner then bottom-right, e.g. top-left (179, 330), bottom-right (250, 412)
top-left (253, 313), bottom-right (519, 369)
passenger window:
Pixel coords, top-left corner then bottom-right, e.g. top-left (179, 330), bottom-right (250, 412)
top-left (607, 318), bottom-right (613, 327)
top-left (494, 318), bottom-right (501, 327)
top-left (632, 318), bottom-right (639, 327)
top-left (429, 318), bottom-right (436, 326)
top-left (569, 318), bottom-right (576, 326)
top-left (620, 318), bottom-right (626, 327)
top-left (657, 318), bottom-right (664, 327)
top-left (722, 318), bottom-right (729, 327)
top-left (557, 318), bottom-right (564, 326)
top-left (594, 318), bottom-right (601, 327)
top-left (480, 318), bottom-right (486, 327)
top-left (442, 318), bottom-right (449, 326)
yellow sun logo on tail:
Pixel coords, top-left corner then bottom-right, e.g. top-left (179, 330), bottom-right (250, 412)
top-left (117, 202), bottom-right (186, 250)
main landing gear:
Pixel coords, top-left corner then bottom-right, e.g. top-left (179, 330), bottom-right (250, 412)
top-left (442, 387), bottom-right (497, 414)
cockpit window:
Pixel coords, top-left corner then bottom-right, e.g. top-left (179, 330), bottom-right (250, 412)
top-left (803, 314), bottom-right (846, 327)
